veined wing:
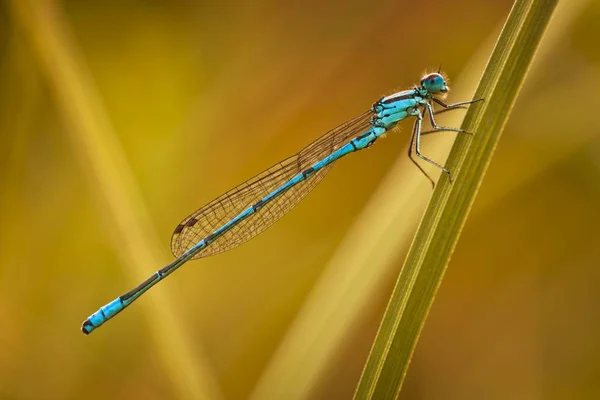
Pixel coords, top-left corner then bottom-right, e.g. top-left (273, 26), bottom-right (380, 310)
top-left (170, 111), bottom-right (373, 259)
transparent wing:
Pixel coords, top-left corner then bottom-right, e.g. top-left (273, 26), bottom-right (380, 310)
top-left (170, 111), bottom-right (372, 259)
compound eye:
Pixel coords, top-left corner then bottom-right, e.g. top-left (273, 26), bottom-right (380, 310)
top-left (422, 73), bottom-right (442, 85)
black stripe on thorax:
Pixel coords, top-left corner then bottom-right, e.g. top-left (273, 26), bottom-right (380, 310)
top-left (382, 90), bottom-right (417, 104)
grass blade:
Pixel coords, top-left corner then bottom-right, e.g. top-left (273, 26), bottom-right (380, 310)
top-left (10, 1), bottom-right (222, 399)
top-left (354, 0), bottom-right (559, 398)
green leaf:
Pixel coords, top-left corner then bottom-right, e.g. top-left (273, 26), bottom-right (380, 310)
top-left (353, 0), bottom-right (559, 398)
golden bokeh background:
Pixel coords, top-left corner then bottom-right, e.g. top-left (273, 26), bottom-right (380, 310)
top-left (1, 0), bottom-right (600, 399)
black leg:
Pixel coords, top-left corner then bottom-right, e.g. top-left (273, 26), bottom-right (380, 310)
top-left (407, 113), bottom-right (435, 188)
top-left (432, 96), bottom-right (484, 109)
top-left (425, 102), bottom-right (469, 135)
top-left (414, 110), bottom-right (453, 183)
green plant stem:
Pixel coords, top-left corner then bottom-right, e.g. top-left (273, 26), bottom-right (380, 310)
top-left (354, 0), bottom-right (559, 398)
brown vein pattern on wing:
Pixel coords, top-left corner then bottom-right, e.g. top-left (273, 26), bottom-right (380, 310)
top-left (170, 111), bottom-right (373, 259)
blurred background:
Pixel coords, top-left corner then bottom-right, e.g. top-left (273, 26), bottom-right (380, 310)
top-left (1, 0), bottom-right (599, 399)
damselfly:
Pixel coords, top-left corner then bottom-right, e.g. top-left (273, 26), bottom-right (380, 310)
top-left (82, 72), bottom-right (481, 334)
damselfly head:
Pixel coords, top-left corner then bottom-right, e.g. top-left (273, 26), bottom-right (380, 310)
top-left (420, 73), bottom-right (448, 95)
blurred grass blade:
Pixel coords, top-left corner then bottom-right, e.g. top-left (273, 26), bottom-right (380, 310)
top-left (10, 1), bottom-right (222, 399)
top-left (354, 0), bottom-right (558, 399)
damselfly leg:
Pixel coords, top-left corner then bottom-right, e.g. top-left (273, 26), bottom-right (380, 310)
top-left (409, 97), bottom-right (483, 185)
top-left (411, 109), bottom-right (453, 185)
top-left (408, 112), bottom-right (436, 188)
